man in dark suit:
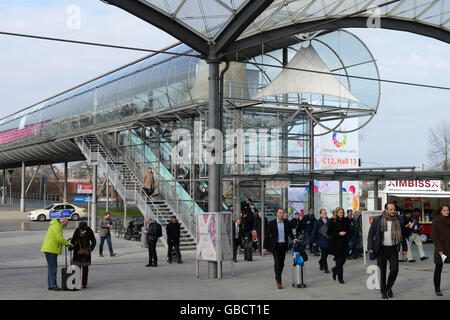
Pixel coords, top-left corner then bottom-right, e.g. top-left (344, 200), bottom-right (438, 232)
top-left (232, 218), bottom-right (244, 262)
top-left (263, 208), bottom-right (298, 289)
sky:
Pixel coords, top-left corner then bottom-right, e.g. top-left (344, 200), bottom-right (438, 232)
top-left (0, 0), bottom-right (449, 169)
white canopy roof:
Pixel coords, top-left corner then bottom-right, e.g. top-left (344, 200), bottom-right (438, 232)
top-left (254, 45), bottom-right (362, 104)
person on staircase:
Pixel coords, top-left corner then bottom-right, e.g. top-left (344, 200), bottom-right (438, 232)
top-left (143, 167), bottom-right (156, 200)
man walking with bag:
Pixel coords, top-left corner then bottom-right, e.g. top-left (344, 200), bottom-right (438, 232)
top-left (368, 203), bottom-right (408, 299)
top-left (263, 208), bottom-right (297, 289)
top-left (144, 217), bottom-right (162, 267)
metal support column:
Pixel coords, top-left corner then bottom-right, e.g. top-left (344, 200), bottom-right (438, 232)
top-left (2, 168), bottom-right (6, 205)
top-left (309, 117), bottom-right (315, 212)
top-left (261, 180), bottom-right (265, 257)
top-left (207, 58), bottom-right (221, 279)
top-left (339, 181), bottom-right (343, 208)
top-left (63, 162), bottom-right (68, 203)
top-left (106, 179), bottom-right (109, 212)
top-left (281, 47), bottom-right (289, 211)
top-left (374, 180), bottom-right (379, 210)
top-left (20, 162), bottom-right (25, 212)
top-left (92, 165), bottom-right (98, 232)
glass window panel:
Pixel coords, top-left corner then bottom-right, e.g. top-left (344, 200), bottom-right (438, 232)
top-left (132, 67), bottom-right (152, 114)
top-left (148, 61), bottom-right (171, 110)
top-left (117, 75), bottom-right (134, 119)
top-left (102, 81), bottom-right (120, 123)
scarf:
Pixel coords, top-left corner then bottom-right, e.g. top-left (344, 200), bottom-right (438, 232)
top-left (440, 214), bottom-right (450, 225)
top-left (380, 211), bottom-right (402, 245)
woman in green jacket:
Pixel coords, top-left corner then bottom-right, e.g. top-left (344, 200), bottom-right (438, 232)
top-left (41, 218), bottom-right (72, 291)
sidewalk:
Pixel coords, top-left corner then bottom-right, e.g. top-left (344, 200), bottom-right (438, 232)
top-left (0, 229), bottom-right (447, 300)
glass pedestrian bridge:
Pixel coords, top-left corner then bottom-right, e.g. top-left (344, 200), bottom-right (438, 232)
top-left (0, 29), bottom-right (382, 247)
top-left (0, 29), bottom-right (379, 169)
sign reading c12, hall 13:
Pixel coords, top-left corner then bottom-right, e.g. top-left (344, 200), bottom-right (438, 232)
top-left (384, 180), bottom-right (441, 192)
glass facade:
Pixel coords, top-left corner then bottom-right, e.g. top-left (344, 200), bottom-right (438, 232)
top-left (0, 44), bottom-right (202, 152)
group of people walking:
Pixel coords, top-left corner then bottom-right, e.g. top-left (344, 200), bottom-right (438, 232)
top-left (261, 203), bottom-right (449, 299)
top-left (41, 202), bottom-right (449, 299)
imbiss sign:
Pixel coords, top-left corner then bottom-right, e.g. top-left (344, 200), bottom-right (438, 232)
top-left (385, 180), bottom-right (441, 192)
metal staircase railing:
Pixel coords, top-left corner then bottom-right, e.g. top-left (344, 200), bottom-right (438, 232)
top-left (76, 135), bottom-right (175, 247)
top-left (96, 132), bottom-right (197, 239)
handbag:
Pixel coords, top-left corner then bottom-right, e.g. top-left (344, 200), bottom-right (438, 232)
top-left (152, 186), bottom-right (160, 196)
top-left (77, 247), bottom-right (90, 256)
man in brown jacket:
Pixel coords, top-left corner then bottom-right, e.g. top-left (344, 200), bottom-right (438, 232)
top-left (143, 167), bottom-right (155, 198)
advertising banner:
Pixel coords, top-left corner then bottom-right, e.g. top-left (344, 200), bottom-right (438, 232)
top-left (196, 212), bottom-right (232, 262)
top-left (362, 210), bottom-right (382, 265)
top-left (76, 183), bottom-right (93, 194)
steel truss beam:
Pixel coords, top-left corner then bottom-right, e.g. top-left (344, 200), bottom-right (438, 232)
top-left (222, 17), bottom-right (450, 58)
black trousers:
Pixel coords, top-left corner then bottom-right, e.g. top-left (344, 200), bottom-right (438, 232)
top-left (167, 241), bottom-right (181, 262)
top-left (147, 239), bottom-right (158, 265)
top-left (144, 188), bottom-right (154, 198)
top-left (272, 243), bottom-right (288, 284)
top-left (319, 247), bottom-right (329, 271)
top-left (232, 238), bottom-right (241, 261)
top-left (434, 264), bottom-right (443, 292)
top-left (377, 245), bottom-right (399, 292)
top-left (333, 255), bottom-right (347, 281)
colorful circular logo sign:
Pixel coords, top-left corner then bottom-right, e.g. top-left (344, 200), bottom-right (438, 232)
top-left (332, 132), bottom-right (347, 148)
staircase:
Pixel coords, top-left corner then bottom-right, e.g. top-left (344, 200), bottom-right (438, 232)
top-left (76, 134), bottom-right (196, 250)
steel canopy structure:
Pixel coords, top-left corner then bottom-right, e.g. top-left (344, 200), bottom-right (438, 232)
top-left (99, 0), bottom-right (450, 278)
top-left (103, 0), bottom-right (450, 61)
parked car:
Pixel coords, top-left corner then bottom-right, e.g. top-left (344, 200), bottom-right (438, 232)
top-left (28, 203), bottom-right (87, 222)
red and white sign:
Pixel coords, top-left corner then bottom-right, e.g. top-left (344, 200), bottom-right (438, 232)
top-left (76, 184), bottom-right (93, 194)
top-left (385, 180), bottom-right (441, 192)
top-left (266, 181), bottom-right (290, 188)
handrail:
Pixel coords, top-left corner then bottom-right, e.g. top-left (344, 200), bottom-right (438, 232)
top-left (77, 136), bottom-right (169, 244)
top-left (100, 131), bottom-right (197, 236)
top-left (93, 133), bottom-right (195, 239)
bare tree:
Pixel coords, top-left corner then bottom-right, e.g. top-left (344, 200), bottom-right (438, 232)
top-left (427, 120), bottom-right (450, 171)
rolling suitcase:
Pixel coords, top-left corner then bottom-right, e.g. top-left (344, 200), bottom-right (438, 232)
top-left (292, 246), bottom-right (306, 288)
top-left (61, 244), bottom-right (81, 291)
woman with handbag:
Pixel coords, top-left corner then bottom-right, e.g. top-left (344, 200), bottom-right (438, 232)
top-left (432, 204), bottom-right (450, 296)
top-left (327, 207), bottom-right (351, 284)
top-left (70, 222), bottom-right (96, 289)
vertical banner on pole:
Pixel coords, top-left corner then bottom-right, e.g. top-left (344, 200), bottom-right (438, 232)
top-left (196, 212), bottom-right (232, 275)
top-left (362, 210), bottom-right (382, 266)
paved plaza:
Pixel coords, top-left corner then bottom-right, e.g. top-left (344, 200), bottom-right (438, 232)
top-left (0, 210), bottom-right (447, 300)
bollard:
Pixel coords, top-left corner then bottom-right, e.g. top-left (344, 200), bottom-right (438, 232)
top-left (21, 221), bottom-right (31, 231)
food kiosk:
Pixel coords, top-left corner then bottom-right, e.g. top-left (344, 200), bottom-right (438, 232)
top-left (370, 180), bottom-right (450, 242)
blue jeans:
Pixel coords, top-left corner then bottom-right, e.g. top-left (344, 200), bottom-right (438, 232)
top-left (45, 252), bottom-right (58, 289)
top-left (99, 234), bottom-right (113, 255)
top-left (302, 232), bottom-right (317, 253)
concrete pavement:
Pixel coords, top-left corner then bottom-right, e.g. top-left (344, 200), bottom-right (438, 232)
top-left (0, 227), bottom-right (448, 300)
